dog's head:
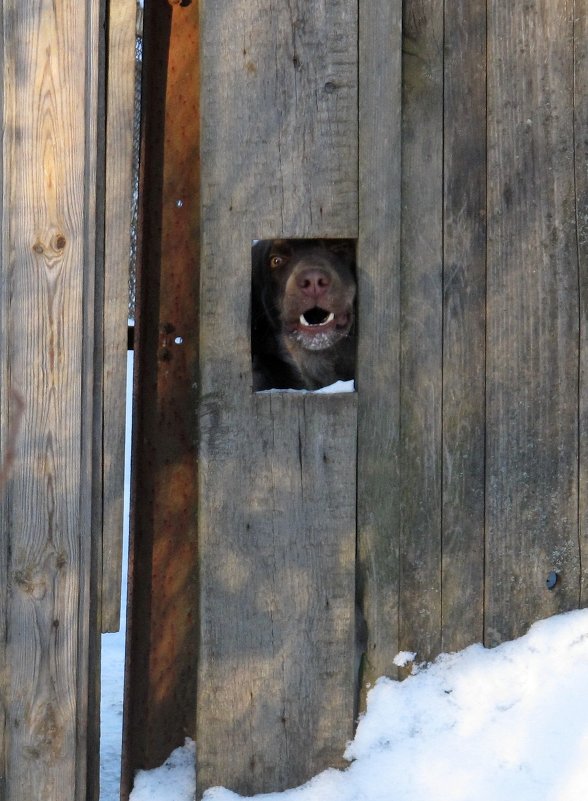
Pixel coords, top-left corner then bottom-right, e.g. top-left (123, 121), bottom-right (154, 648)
top-left (252, 239), bottom-right (356, 389)
top-left (253, 238), bottom-right (356, 344)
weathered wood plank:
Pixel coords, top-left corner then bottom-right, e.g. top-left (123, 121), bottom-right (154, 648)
top-left (576, 0), bottom-right (588, 606)
top-left (441, 0), bottom-right (486, 652)
top-left (0, 6), bottom-right (7, 793)
top-left (356, 1), bottom-right (402, 694)
top-left (485, 0), bottom-right (580, 645)
top-left (198, 394), bottom-right (357, 796)
top-left (102, 0), bottom-right (137, 633)
top-left (398, 0), bottom-right (444, 665)
top-left (0, 2), bottom-right (103, 800)
top-left (122, 1), bottom-right (200, 789)
top-left (198, 1), bottom-right (357, 795)
top-left (200, 0), bottom-right (357, 248)
top-left (79, 3), bottom-right (104, 797)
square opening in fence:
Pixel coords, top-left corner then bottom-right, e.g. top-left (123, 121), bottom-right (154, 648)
top-left (251, 238), bottom-right (357, 392)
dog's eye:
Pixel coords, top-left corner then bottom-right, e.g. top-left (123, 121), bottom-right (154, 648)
top-left (270, 255), bottom-right (286, 269)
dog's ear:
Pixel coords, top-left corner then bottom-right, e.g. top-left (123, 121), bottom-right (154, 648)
top-left (252, 239), bottom-right (270, 280)
top-left (251, 239), bottom-right (279, 333)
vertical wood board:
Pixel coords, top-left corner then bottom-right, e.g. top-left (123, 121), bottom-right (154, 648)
top-left (575, 0), bottom-right (588, 605)
top-left (0, 5), bottom-right (6, 793)
top-left (79, 2), bottom-right (105, 795)
top-left (198, 395), bottom-right (357, 796)
top-left (398, 0), bottom-right (444, 664)
top-left (356, 0), bottom-right (403, 693)
top-left (485, 0), bottom-right (581, 645)
top-left (200, 0), bottom-right (357, 251)
top-left (441, 0), bottom-right (486, 652)
top-left (102, 0), bottom-right (137, 633)
top-left (198, 1), bottom-right (358, 796)
top-left (0, 1), bottom-right (103, 800)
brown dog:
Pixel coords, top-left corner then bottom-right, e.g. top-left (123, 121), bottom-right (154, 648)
top-left (252, 239), bottom-right (356, 390)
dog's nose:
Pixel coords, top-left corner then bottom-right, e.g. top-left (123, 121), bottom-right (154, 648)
top-left (296, 269), bottom-right (331, 299)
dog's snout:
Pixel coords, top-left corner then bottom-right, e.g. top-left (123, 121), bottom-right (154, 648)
top-left (296, 268), bottom-right (332, 299)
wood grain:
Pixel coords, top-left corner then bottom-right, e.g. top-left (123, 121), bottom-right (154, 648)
top-left (198, 394), bottom-right (356, 796)
top-left (0, 2), bottom-right (103, 799)
top-left (575, 0), bottom-right (588, 606)
top-left (0, 10), bottom-right (7, 785)
top-left (441, 0), bottom-right (486, 652)
top-left (102, 0), bottom-right (137, 633)
top-left (79, 3), bottom-right (104, 796)
top-left (356, 0), bottom-right (402, 694)
top-left (197, 1), bottom-right (357, 795)
top-left (398, 0), bottom-right (444, 665)
top-left (485, 0), bottom-right (581, 645)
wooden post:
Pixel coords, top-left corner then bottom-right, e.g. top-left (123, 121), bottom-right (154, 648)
top-left (197, 2), bottom-right (358, 796)
top-left (122, 1), bottom-right (200, 793)
top-left (0, 2), bottom-right (105, 799)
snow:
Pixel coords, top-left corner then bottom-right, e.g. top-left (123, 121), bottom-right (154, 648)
top-left (257, 379), bottom-right (355, 395)
top-left (100, 350), bottom-right (133, 801)
top-left (103, 591), bottom-right (588, 800)
top-left (130, 741), bottom-right (196, 801)
top-left (315, 379), bottom-right (354, 394)
top-left (181, 610), bottom-right (588, 801)
top-left (100, 352), bottom-right (588, 801)
top-left (392, 651), bottom-right (417, 668)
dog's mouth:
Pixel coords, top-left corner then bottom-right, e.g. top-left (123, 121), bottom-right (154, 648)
top-left (288, 306), bottom-right (352, 350)
top-left (299, 307), bottom-right (336, 329)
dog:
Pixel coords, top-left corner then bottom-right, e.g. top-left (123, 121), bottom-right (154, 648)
top-left (251, 239), bottom-right (356, 390)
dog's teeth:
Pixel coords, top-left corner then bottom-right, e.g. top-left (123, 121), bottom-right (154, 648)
top-left (300, 312), bottom-right (335, 327)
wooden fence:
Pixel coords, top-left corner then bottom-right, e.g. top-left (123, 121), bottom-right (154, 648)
top-left (126, 1), bottom-right (588, 799)
top-left (0, 1), bottom-right (135, 800)
top-left (2, 0), bottom-right (588, 800)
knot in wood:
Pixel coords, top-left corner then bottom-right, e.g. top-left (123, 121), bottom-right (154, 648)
top-left (14, 568), bottom-right (47, 600)
top-left (32, 234), bottom-right (66, 259)
top-left (51, 233), bottom-right (67, 251)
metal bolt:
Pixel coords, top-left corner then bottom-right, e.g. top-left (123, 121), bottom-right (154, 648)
top-left (546, 571), bottom-right (558, 590)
